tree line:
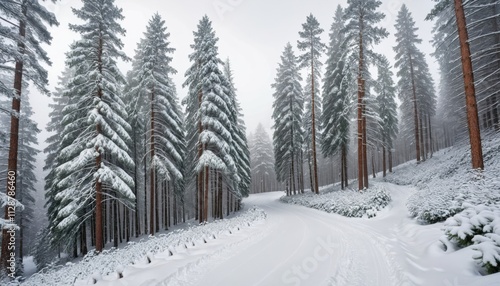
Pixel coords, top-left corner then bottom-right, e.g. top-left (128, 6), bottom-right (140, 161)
top-left (0, 0), bottom-right (250, 277)
top-left (271, 0), bottom-right (494, 195)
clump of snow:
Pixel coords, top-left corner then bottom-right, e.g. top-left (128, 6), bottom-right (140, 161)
top-left (280, 184), bottom-right (391, 218)
top-left (385, 134), bottom-right (500, 223)
top-left (19, 207), bottom-right (266, 286)
top-left (442, 203), bottom-right (500, 274)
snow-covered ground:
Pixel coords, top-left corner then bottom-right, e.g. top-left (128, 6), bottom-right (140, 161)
top-left (20, 208), bottom-right (266, 286)
top-left (20, 184), bottom-right (500, 285)
top-left (19, 134), bottom-right (500, 285)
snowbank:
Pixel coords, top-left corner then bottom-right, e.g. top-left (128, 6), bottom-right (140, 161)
top-left (280, 184), bottom-right (391, 218)
top-left (386, 134), bottom-right (500, 223)
top-left (19, 207), bottom-right (266, 286)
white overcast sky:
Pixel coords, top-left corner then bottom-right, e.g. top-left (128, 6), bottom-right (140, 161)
top-left (30, 0), bottom-right (439, 192)
top-left (38, 0), bottom-right (438, 133)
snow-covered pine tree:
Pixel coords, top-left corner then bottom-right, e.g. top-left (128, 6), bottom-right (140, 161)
top-left (272, 43), bottom-right (304, 196)
top-left (49, 0), bottom-right (134, 253)
top-left (250, 123), bottom-right (276, 193)
top-left (0, 0), bottom-right (58, 272)
top-left (128, 13), bottom-right (185, 235)
top-left (321, 5), bottom-right (352, 190)
top-left (374, 56), bottom-right (398, 177)
top-left (297, 14), bottom-right (325, 194)
top-left (343, 0), bottom-right (388, 190)
top-left (184, 16), bottom-right (238, 222)
top-left (394, 4), bottom-right (427, 164)
top-left (223, 59), bottom-right (250, 209)
top-left (427, 0), bottom-right (484, 170)
top-left (302, 73), bottom-right (322, 193)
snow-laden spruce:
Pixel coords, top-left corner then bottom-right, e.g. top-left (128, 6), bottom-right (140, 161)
top-left (394, 4), bottom-right (436, 163)
top-left (127, 13), bottom-right (186, 235)
top-left (21, 207), bottom-right (266, 286)
top-left (321, 5), bottom-right (352, 190)
top-left (183, 16), bottom-right (249, 222)
top-left (297, 14), bottom-right (325, 194)
top-left (374, 55), bottom-right (398, 177)
top-left (46, 0), bottom-right (134, 253)
top-left (280, 184), bottom-right (391, 218)
top-left (271, 43), bottom-right (304, 196)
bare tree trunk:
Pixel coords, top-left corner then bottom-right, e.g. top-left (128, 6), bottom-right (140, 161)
top-left (362, 105), bottom-right (369, 188)
top-left (388, 148), bottom-right (393, 173)
top-left (420, 115), bottom-right (426, 161)
top-left (454, 0), bottom-right (484, 170)
top-left (409, 55), bottom-right (421, 163)
top-left (357, 78), bottom-right (364, 190)
top-left (382, 146), bottom-right (387, 177)
top-left (204, 166), bottom-right (209, 221)
top-left (310, 58), bottom-right (319, 194)
top-left (1, 3), bottom-right (26, 270)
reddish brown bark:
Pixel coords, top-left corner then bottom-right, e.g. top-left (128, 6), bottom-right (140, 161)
top-left (454, 0), bottom-right (484, 170)
top-left (1, 5), bottom-right (26, 273)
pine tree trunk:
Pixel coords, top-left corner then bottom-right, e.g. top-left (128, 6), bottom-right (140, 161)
top-left (133, 133), bottom-right (139, 237)
top-left (1, 5), bottom-right (27, 271)
top-left (371, 149), bottom-right (376, 178)
top-left (113, 197), bottom-right (118, 248)
top-left (198, 89), bottom-right (204, 223)
top-left (389, 149), bottom-right (393, 173)
top-left (409, 55), bottom-right (421, 163)
top-left (81, 222), bottom-right (88, 255)
top-left (311, 59), bottom-right (319, 195)
top-left (204, 166), bottom-right (209, 222)
top-left (343, 144), bottom-right (348, 188)
top-left (155, 172), bottom-right (159, 233)
top-left (143, 134), bottom-right (147, 234)
top-left (218, 172), bottom-right (223, 219)
top-left (454, 0), bottom-right (484, 170)
top-left (382, 146), bottom-right (387, 177)
top-left (420, 115), bottom-right (426, 161)
top-left (362, 105), bottom-right (369, 188)
top-left (357, 78), bottom-right (364, 191)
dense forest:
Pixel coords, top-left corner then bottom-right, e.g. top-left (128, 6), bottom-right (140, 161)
top-left (0, 0), bottom-right (499, 281)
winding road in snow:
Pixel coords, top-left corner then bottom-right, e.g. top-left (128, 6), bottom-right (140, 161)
top-left (160, 182), bottom-right (422, 286)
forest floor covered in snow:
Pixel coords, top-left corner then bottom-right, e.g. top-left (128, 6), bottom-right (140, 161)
top-left (19, 133), bottom-right (500, 286)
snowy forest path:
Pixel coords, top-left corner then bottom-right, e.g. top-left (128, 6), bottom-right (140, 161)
top-left (162, 182), bottom-right (424, 286)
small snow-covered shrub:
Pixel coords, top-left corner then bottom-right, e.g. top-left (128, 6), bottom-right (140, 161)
top-left (443, 204), bottom-right (498, 247)
top-left (443, 204), bottom-right (500, 274)
top-left (472, 234), bottom-right (500, 274)
top-left (280, 184), bottom-right (391, 218)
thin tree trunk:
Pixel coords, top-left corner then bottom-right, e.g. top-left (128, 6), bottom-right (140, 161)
top-left (204, 166), bottom-right (209, 222)
top-left (113, 196), bottom-right (118, 248)
top-left (382, 146), bottom-right (387, 177)
top-left (454, 0), bottom-right (484, 170)
top-left (357, 78), bottom-right (364, 190)
top-left (362, 105), bottom-right (369, 188)
top-left (310, 57), bottom-right (319, 195)
top-left (409, 55), bottom-right (421, 163)
top-left (371, 149), bottom-right (376, 178)
top-left (389, 148), bottom-right (393, 173)
top-left (133, 133), bottom-right (139, 237)
top-left (420, 115), bottom-right (426, 161)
